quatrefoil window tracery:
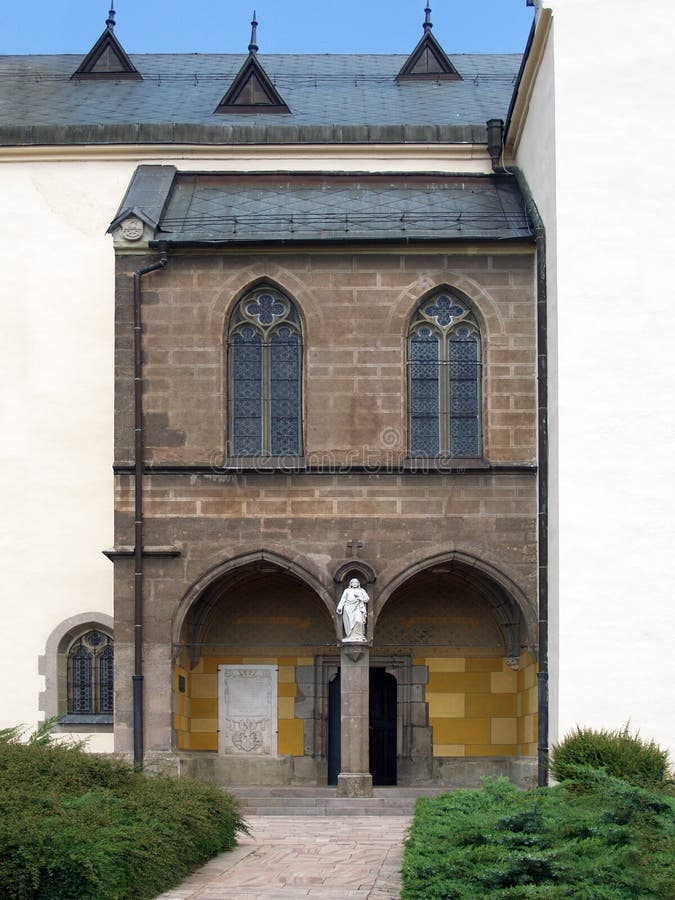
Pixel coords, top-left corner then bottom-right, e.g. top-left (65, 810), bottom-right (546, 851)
top-left (408, 291), bottom-right (482, 458)
top-left (228, 287), bottom-right (303, 457)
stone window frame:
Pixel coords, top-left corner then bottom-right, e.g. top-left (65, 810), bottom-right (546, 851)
top-left (407, 288), bottom-right (483, 458)
top-left (226, 284), bottom-right (304, 457)
top-left (39, 613), bottom-right (114, 732)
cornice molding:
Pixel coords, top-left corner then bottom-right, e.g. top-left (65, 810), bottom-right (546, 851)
top-left (0, 142), bottom-right (493, 167)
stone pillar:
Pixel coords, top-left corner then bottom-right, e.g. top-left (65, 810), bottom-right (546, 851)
top-left (337, 643), bottom-right (373, 797)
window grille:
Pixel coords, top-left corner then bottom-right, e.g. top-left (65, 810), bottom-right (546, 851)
top-left (408, 292), bottom-right (482, 457)
top-left (67, 630), bottom-right (114, 715)
top-left (228, 287), bottom-right (303, 456)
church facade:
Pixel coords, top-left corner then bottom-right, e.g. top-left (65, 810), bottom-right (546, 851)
top-left (2, 1), bottom-right (672, 789)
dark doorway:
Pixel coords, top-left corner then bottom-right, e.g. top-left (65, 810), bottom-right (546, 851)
top-left (327, 671), bottom-right (341, 785)
top-left (327, 667), bottom-right (398, 786)
top-left (370, 668), bottom-right (397, 785)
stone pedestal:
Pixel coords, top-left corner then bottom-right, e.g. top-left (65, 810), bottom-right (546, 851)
top-left (337, 643), bottom-right (372, 797)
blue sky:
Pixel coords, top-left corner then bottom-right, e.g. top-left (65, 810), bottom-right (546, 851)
top-left (0, 1), bottom-right (533, 55)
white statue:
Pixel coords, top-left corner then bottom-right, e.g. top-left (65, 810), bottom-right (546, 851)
top-left (337, 578), bottom-right (369, 643)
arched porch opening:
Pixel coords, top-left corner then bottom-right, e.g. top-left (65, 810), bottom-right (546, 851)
top-left (173, 557), bottom-right (338, 782)
top-left (372, 559), bottom-right (538, 783)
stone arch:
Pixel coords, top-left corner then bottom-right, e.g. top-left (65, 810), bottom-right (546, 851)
top-left (208, 262), bottom-right (324, 345)
top-left (385, 273), bottom-right (506, 339)
top-left (39, 611), bottom-right (114, 723)
top-left (373, 550), bottom-right (536, 657)
top-left (172, 550), bottom-right (337, 649)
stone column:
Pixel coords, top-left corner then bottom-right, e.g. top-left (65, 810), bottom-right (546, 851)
top-left (337, 643), bottom-right (373, 797)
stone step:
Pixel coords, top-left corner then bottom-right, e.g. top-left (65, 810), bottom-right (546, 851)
top-left (230, 785), bottom-right (450, 816)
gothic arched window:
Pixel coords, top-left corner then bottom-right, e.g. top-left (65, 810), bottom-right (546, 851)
top-left (67, 630), bottom-right (114, 715)
top-left (228, 286), bottom-right (303, 456)
top-left (408, 291), bottom-right (482, 457)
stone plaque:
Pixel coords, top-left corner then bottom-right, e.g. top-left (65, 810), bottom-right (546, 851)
top-left (217, 665), bottom-right (278, 756)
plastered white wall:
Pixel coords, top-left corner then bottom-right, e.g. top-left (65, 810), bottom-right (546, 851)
top-left (518, 1), bottom-right (675, 755)
top-left (0, 146), bottom-right (491, 744)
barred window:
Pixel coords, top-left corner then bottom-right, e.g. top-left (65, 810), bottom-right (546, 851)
top-left (67, 630), bottom-right (114, 715)
top-left (228, 286), bottom-right (303, 456)
top-left (408, 292), bottom-right (482, 457)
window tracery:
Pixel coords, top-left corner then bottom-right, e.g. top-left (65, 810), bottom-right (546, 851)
top-left (67, 630), bottom-right (114, 715)
top-left (408, 291), bottom-right (482, 457)
top-left (228, 287), bottom-right (303, 456)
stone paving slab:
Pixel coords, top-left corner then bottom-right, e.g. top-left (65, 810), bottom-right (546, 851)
top-left (155, 815), bottom-right (411, 900)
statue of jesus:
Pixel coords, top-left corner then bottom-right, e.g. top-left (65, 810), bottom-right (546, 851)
top-left (337, 578), bottom-right (369, 642)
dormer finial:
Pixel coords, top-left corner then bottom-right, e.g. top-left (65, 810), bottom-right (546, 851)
top-left (423, 4), bottom-right (432, 34)
top-left (106, 1), bottom-right (116, 32)
top-left (248, 11), bottom-right (259, 55)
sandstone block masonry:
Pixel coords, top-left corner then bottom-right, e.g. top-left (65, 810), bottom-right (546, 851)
top-left (112, 246), bottom-right (538, 757)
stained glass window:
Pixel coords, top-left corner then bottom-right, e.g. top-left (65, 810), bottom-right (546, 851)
top-left (408, 292), bottom-right (482, 457)
top-left (228, 287), bottom-right (302, 456)
top-left (67, 631), bottom-right (114, 715)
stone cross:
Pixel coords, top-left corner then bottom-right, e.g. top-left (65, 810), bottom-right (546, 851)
top-left (346, 537), bottom-right (363, 558)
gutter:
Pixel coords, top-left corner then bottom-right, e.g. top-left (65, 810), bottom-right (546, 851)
top-left (486, 118), bottom-right (549, 786)
top-left (132, 247), bottom-right (168, 768)
top-left (513, 168), bottom-right (550, 788)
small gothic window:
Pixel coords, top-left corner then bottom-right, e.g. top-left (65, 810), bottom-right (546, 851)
top-left (67, 630), bottom-right (114, 715)
top-left (228, 286), bottom-right (303, 456)
top-left (408, 292), bottom-right (482, 457)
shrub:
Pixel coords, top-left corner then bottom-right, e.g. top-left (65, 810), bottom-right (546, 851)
top-left (0, 735), bottom-right (246, 899)
top-left (401, 775), bottom-right (675, 899)
top-left (551, 725), bottom-right (671, 789)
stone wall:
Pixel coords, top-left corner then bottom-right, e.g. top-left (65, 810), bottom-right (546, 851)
top-left (112, 244), bottom-right (539, 761)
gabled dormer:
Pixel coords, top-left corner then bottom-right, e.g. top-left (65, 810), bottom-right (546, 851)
top-left (71, 3), bottom-right (142, 81)
top-left (215, 13), bottom-right (290, 114)
top-left (397, 4), bottom-right (462, 82)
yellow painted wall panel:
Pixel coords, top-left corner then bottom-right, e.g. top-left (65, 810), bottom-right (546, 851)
top-left (430, 717), bottom-right (491, 744)
top-left (466, 744), bottom-right (517, 757)
top-left (427, 672), bottom-right (491, 693)
top-left (427, 693), bottom-right (465, 718)
top-left (466, 693), bottom-right (517, 717)
top-left (190, 659), bottom-right (205, 674)
top-left (278, 666), bottom-right (296, 684)
top-left (278, 718), bottom-right (304, 756)
top-left (191, 718), bottom-right (217, 734)
top-left (242, 657), bottom-right (277, 664)
top-left (426, 658), bottom-right (466, 672)
top-left (277, 656), bottom-right (298, 666)
top-left (491, 670), bottom-right (518, 693)
top-left (278, 697), bottom-right (295, 719)
top-left (297, 657), bottom-right (313, 665)
top-left (434, 744), bottom-right (466, 757)
top-left (465, 657), bottom-right (503, 672)
top-left (528, 685), bottom-right (538, 711)
top-left (190, 733), bottom-right (218, 751)
top-left (522, 713), bottom-right (536, 744)
top-left (190, 698), bottom-right (218, 718)
top-left (491, 717), bottom-right (518, 745)
top-left (278, 682), bottom-right (298, 697)
top-left (191, 674), bottom-right (218, 699)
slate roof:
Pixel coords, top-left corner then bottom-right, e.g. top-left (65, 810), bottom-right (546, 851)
top-left (0, 52), bottom-right (521, 145)
top-left (112, 166), bottom-right (532, 245)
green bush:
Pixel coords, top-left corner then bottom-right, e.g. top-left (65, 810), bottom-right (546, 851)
top-left (402, 775), bottom-right (675, 899)
top-left (551, 725), bottom-right (671, 788)
top-left (0, 735), bottom-right (247, 899)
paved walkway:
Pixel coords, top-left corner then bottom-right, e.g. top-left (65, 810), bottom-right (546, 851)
top-left (155, 815), bottom-right (411, 899)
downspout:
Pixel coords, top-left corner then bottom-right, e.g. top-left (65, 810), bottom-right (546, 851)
top-left (487, 118), bottom-right (549, 786)
top-left (132, 246), bottom-right (168, 768)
